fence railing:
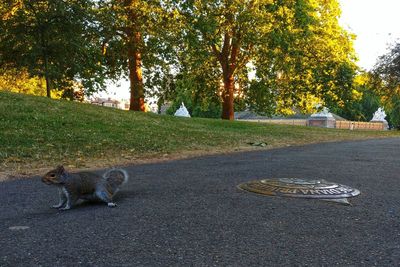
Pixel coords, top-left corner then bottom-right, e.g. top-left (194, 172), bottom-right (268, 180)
top-left (335, 121), bottom-right (384, 130)
top-left (240, 119), bottom-right (385, 131)
top-left (240, 119), bottom-right (308, 126)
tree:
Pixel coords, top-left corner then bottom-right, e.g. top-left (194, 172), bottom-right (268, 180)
top-left (374, 42), bottom-right (400, 99)
top-left (176, 0), bottom-right (271, 119)
top-left (97, 0), bottom-right (176, 111)
top-left (253, 0), bottom-right (357, 115)
top-left (0, 0), bottom-right (105, 98)
top-left (175, 0), bottom-right (357, 120)
top-left (374, 42), bottom-right (400, 128)
top-left (387, 95), bottom-right (400, 129)
top-left (330, 72), bottom-right (380, 121)
top-left (0, 68), bottom-right (47, 96)
top-left (164, 72), bottom-right (222, 118)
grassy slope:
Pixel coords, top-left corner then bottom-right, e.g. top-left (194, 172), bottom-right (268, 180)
top-left (1, 91), bottom-right (399, 177)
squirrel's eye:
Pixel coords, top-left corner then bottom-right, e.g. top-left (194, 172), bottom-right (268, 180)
top-left (50, 174), bottom-right (55, 178)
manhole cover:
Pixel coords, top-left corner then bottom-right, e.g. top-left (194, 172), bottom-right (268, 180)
top-left (238, 178), bottom-right (360, 205)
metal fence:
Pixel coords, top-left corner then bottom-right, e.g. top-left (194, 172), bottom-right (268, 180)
top-left (240, 119), bottom-right (308, 126)
top-left (335, 121), bottom-right (385, 130)
top-left (240, 119), bottom-right (385, 131)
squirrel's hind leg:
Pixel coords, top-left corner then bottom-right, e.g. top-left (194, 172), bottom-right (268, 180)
top-left (95, 188), bottom-right (117, 207)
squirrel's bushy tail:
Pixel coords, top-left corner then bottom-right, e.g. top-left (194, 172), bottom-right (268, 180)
top-left (103, 168), bottom-right (129, 193)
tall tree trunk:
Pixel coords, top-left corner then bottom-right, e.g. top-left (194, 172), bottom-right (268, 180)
top-left (40, 27), bottom-right (51, 98)
top-left (222, 73), bottom-right (234, 120)
top-left (127, 30), bottom-right (145, 111)
top-left (44, 52), bottom-right (51, 98)
top-left (212, 32), bottom-right (239, 120)
top-left (125, 0), bottom-right (145, 111)
top-left (45, 75), bottom-right (51, 98)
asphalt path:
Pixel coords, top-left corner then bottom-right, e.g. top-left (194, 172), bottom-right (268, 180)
top-left (1, 138), bottom-right (400, 266)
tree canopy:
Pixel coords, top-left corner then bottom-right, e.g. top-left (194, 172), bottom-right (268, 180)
top-left (1, 0), bottom-right (358, 121)
top-left (0, 0), bottom-right (105, 97)
top-left (93, 0), bottom-right (179, 110)
top-left (373, 42), bottom-right (400, 128)
top-left (169, 0), bottom-right (357, 119)
top-left (374, 42), bottom-right (400, 98)
top-left (255, 0), bottom-right (357, 113)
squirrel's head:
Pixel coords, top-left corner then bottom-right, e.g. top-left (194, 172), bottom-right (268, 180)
top-left (42, 165), bottom-right (67, 185)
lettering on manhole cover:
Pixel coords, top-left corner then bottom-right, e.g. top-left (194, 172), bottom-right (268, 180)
top-left (238, 178), bottom-right (360, 205)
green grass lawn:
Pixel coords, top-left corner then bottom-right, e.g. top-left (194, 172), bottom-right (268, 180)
top-left (1, 91), bottom-right (399, 178)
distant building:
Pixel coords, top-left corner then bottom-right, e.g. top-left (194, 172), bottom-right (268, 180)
top-left (90, 97), bottom-right (124, 109)
top-left (90, 97), bottom-right (159, 112)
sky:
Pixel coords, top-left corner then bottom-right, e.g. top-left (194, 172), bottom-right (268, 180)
top-left (102, 0), bottom-right (400, 100)
top-left (339, 0), bottom-right (400, 70)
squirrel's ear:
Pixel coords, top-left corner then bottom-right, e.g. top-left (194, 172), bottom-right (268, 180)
top-left (56, 165), bottom-right (65, 174)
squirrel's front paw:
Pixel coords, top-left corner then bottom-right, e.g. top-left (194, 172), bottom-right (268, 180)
top-left (59, 205), bottom-right (71, 211)
top-left (52, 204), bottom-right (64, 209)
top-left (107, 202), bottom-right (117, 207)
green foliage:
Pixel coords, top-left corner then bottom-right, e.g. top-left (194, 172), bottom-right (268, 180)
top-left (0, 0), bottom-right (106, 96)
top-left (171, 0), bottom-right (357, 117)
top-left (255, 0), bottom-right (357, 114)
top-left (96, 0), bottom-right (178, 96)
top-left (331, 78), bottom-right (380, 121)
top-left (165, 74), bottom-right (221, 118)
top-left (387, 96), bottom-right (400, 129)
top-left (242, 79), bottom-right (276, 116)
top-left (0, 0), bottom-right (359, 119)
top-left (175, 0), bottom-right (281, 118)
top-left (356, 90), bottom-right (380, 121)
top-left (373, 42), bottom-right (400, 129)
top-left (0, 68), bottom-right (46, 96)
top-left (374, 42), bottom-right (400, 97)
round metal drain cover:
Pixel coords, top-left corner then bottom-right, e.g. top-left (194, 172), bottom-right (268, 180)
top-left (238, 178), bottom-right (360, 204)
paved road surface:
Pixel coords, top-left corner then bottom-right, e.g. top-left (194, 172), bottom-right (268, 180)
top-left (1, 138), bottom-right (400, 266)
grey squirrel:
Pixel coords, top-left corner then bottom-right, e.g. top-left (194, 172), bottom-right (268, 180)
top-left (42, 165), bottom-right (129, 210)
